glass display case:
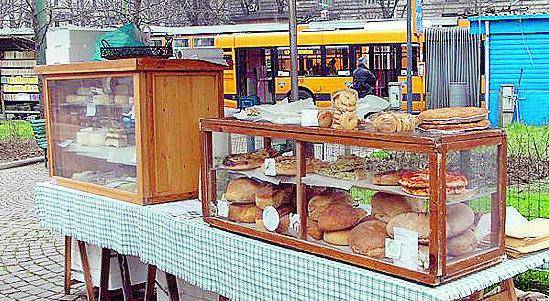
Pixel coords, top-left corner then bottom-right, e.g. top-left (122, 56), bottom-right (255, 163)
top-left (200, 119), bottom-right (506, 285)
top-left (37, 58), bottom-right (225, 204)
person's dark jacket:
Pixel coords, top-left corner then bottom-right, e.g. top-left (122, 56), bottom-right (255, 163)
top-left (352, 64), bottom-right (377, 98)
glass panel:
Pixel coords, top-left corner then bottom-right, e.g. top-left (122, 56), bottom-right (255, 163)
top-left (304, 143), bottom-right (430, 273)
top-left (445, 146), bottom-right (499, 264)
top-left (173, 38), bottom-right (190, 48)
top-left (278, 47), bottom-right (322, 76)
top-left (48, 76), bottom-right (137, 193)
top-left (326, 46), bottom-right (350, 76)
top-left (194, 37), bottom-right (214, 48)
top-left (211, 133), bottom-right (299, 238)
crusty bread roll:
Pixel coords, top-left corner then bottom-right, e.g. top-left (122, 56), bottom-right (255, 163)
top-left (318, 111), bottom-right (333, 128)
top-left (323, 228), bottom-right (352, 246)
top-left (349, 220), bottom-right (387, 258)
top-left (354, 208), bottom-right (369, 222)
top-left (307, 219), bottom-right (324, 240)
top-left (447, 229), bottom-right (478, 256)
top-left (371, 192), bottom-right (423, 223)
top-left (318, 202), bottom-right (360, 231)
top-left (255, 184), bottom-right (294, 209)
top-left (386, 212), bottom-right (430, 243)
top-left (228, 204), bottom-right (262, 223)
top-left (446, 203), bottom-right (475, 238)
top-left (225, 178), bottom-right (264, 203)
top-left (256, 214), bottom-right (290, 234)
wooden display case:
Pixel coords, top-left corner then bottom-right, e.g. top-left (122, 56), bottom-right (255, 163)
top-left (200, 119), bottom-right (507, 285)
top-left (36, 58), bottom-right (224, 205)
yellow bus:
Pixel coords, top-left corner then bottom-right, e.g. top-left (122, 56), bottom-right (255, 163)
top-left (216, 25), bottom-right (425, 110)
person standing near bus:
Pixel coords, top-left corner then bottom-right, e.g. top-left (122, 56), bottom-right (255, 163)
top-left (352, 57), bottom-right (377, 98)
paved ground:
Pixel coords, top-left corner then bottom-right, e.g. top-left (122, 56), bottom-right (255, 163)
top-left (0, 163), bottom-right (85, 300)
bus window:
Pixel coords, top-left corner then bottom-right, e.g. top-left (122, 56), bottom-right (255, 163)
top-left (277, 47), bottom-right (322, 77)
top-left (194, 37), bottom-right (215, 48)
top-left (150, 39), bottom-right (163, 47)
top-left (173, 38), bottom-right (190, 48)
top-left (354, 46), bottom-right (371, 69)
top-left (325, 46), bottom-right (350, 76)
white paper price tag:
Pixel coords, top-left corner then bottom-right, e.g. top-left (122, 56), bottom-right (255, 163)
top-left (264, 158), bottom-right (277, 176)
top-left (217, 200), bottom-right (229, 218)
top-left (393, 227), bottom-right (419, 270)
top-left (262, 206), bottom-right (280, 232)
top-left (301, 109), bottom-right (319, 127)
top-left (86, 103), bottom-right (97, 117)
top-left (288, 213), bottom-right (300, 236)
top-left (385, 238), bottom-right (401, 259)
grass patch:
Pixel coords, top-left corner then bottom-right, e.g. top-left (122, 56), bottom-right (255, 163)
top-left (505, 123), bottom-right (549, 156)
top-left (0, 120), bottom-right (34, 140)
top-left (515, 270), bottom-right (549, 295)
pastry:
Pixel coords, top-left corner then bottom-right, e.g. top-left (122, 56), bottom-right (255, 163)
top-left (386, 212), bottom-right (430, 243)
top-left (228, 203), bottom-right (261, 223)
top-left (349, 220), bottom-right (387, 258)
top-left (446, 203), bottom-right (475, 238)
top-left (398, 170), bottom-right (468, 196)
top-left (225, 178), bottom-right (264, 203)
top-left (447, 229), bottom-right (478, 256)
top-left (262, 156), bottom-right (327, 176)
top-left (317, 202), bottom-right (360, 231)
top-left (373, 170), bottom-right (414, 186)
top-left (314, 155), bottom-right (367, 181)
top-left (419, 107), bottom-right (488, 124)
top-left (331, 89), bottom-right (358, 130)
top-left (371, 112), bottom-right (417, 134)
top-left (255, 184), bottom-right (294, 209)
top-left (340, 113), bottom-right (359, 130)
top-left (223, 148), bottom-right (279, 170)
top-left (371, 192), bottom-right (423, 223)
top-left (318, 111), bottom-right (333, 128)
top-left (307, 220), bottom-right (324, 240)
top-left (323, 228), bottom-right (352, 246)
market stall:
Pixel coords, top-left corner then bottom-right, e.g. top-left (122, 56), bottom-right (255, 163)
top-left (34, 58), bottom-right (549, 300)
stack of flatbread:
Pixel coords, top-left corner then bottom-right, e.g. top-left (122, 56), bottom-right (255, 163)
top-left (418, 107), bottom-right (490, 133)
top-left (506, 218), bottom-right (549, 258)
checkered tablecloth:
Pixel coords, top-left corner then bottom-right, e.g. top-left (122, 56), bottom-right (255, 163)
top-left (36, 182), bottom-right (549, 301)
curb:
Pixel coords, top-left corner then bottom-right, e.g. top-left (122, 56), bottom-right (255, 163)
top-left (0, 156), bottom-right (45, 170)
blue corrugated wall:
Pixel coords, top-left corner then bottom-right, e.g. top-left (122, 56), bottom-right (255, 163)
top-left (482, 16), bottom-right (549, 125)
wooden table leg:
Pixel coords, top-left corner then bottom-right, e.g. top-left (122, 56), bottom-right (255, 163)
top-left (165, 273), bottom-right (179, 301)
top-left (145, 265), bottom-right (157, 301)
top-left (77, 240), bottom-right (95, 301)
top-left (481, 278), bottom-right (517, 301)
top-left (98, 248), bottom-right (111, 301)
top-left (116, 254), bottom-right (133, 301)
top-left (64, 236), bottom-right (72, 295)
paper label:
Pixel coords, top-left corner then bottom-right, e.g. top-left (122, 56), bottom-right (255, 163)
top-left (58, 140), bottom-right (73, 148)
top-left (288, 213), bottom-right (300, 236)
top-left (86, 103), bottom-right (96, 117)
top-left (262, 206), bottom-right (280, 232)
top-left (393, 227), bottom-right (419, 270)
top-left (301, 109), bottom-right (319, 127)
top-left (264, 158), bottom-right (277, 176)
top-left (217, 199), bottom-right (229, 218)
top-left (385, 238), bottom-right (401, 259)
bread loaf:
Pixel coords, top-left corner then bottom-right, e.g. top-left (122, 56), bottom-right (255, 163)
top-left (225, 178), bottom-right (264, 203)
top-left (371, 192), bottom-right (423, 223)
top-left (228, 204), bottom-right (262, 223)
top-left (323, 228), bottom-right (352, 246)
top-left (386, 212), bottom-right (430, 243)
top-left (447, 229), bottom-right (478, 256)
top-left (317, 202), bottom-right (360, 231)
top-left (349, 220), bottom-right (387, 258)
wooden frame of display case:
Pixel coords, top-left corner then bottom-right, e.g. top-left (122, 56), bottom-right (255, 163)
top-left (36, 58), bottom-right (225, 205)
top-left (199, 118), bottom-right (507, 285)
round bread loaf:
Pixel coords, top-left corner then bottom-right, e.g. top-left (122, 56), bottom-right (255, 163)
top-left (228, 204), bottom-right (262, 223)
top-left (447, 229), bottom-right (478, 256)
top-left (323, 228), bottom-right (352, 246)
top-left (307, 219), bottom-right (324, 240)
top-left (308, 192), bottom-right (351, 221)
top-left (255, 184), bottom-right (293, 209)
top-left (225, 178), bottom-right (264, 203)
top-left (386, 212), bottom-right (430, 243)
top-left (318, 202), bottom-right (360, 231)
top-left (371, 192), bottom-right (423, 223)
top-left (446, 203), bottom-right (475, 238)
top-left (349, 220), bottom-right (387, 258)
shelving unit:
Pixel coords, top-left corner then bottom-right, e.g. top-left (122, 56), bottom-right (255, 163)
top-left (0, 50), bottom-right (40, 118)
